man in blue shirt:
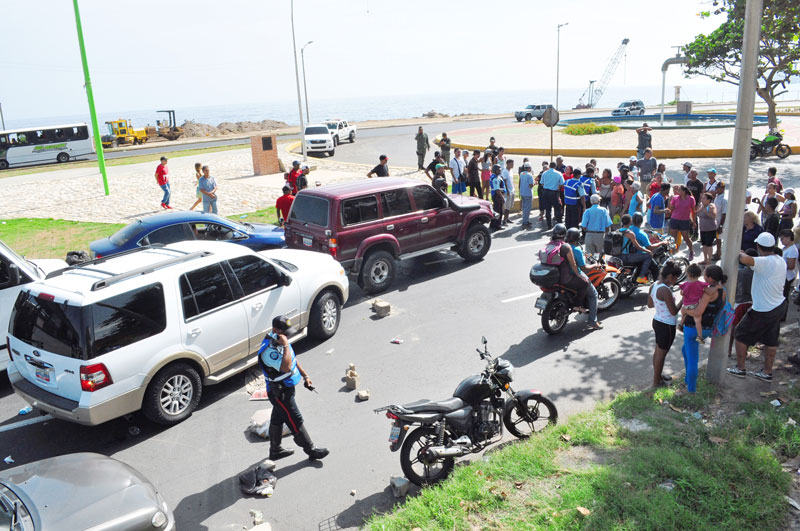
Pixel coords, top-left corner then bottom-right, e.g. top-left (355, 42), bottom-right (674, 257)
top-left (540, 162), bottom-right (565, 229)
top-left (620, 212), bottom-right (668, 283)
top-left (489, 164), bottom-right (506, 229)
top-left (648, 182), bottom-right (671, 234)
top-left (580, 166), bottom-right (598, 198)
top-left (519, 163), bottom-right (535, 228)
top-left (563, 168), bottom-right (587, 229)
top-left (501, 159), bottom-right (516, 224)
top-left (566, 228), bottom-right (603, 330)
top-left (580, 194), bottom-right (613, 255)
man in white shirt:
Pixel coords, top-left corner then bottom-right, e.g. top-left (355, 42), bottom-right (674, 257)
top-left (728, 232), bottom-right (787, 381)
top-left (449, 147), bottom-right (464, 194)
top-left (682, 161), bottom-right (693, 185)
top-left (501, 159), bottom-right (516, 224)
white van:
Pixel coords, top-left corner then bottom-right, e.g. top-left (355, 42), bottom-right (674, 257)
top-left (0, 241), bottom-right (67, 371)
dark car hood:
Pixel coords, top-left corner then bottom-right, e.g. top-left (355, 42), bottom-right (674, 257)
top-left (89, 236), bottom-right (120, 257)
top-left (1, 453), bottom-right (164, 530)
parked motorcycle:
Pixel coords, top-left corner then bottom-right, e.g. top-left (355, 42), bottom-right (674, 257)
top-left (375, 338), bottom-right (557, 486)
top-left (614, 231), bottom-right (689, 297)
top-left (530, 255), bottom-right (622, 335)
top-left (750, 129), bottom-right (792, 160)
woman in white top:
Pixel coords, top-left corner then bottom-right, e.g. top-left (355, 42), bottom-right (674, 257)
top-left (647, 260), bottom-right (683, 387)
top-left (781, 229), bottom-right (798, 322)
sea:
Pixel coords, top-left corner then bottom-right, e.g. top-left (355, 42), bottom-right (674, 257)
top-left (3, 83), bottom-right (799, 132)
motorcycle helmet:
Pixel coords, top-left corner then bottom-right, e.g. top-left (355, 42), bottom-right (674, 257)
top-left (491, 164), bottom-right (501, 173)
top-left (565, 227), bottom-right (582, 244)
top-left (493, 358), bottom-right (515, 384)
top-left (551, 223), bottom-right (567, 240)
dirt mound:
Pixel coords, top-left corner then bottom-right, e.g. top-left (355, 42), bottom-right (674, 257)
top-left (181, 119), bottom-right (289, 138)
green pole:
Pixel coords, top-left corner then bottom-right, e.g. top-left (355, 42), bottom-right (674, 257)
top-left (72, 0), bottom-right (109, 195)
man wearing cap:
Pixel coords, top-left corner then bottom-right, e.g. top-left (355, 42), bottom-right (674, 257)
top-left (540, 162), bottom-right (565, 229)
top-left (635, 123), bottom-right (652, 159)
top-left (275, 185), bottom-right (294, 224)
top-left (432, 163), bottom-right (448, 192)
top-left (415, 126), bottom-right (430, 170)
top-left (155, 156), bottom-right (171, 209)
top-left (728, 232), bottom-right (787, 381)
top-left (628, 156), bottom-right (640, 180)
top-left (424, 151), bottom-right (444, 182)
top-left (438, 132), bottom-right (452, 164)
top-left (296, 164), bottom-right (310, 192)
top-left (681, 162), bottom-right (693, 185)
top-left (287, 160), bottom-right (302, 194)
top-left (704, 168), bottom-right (720, 196)
top-left (636, 148), bottom-right (657, 184)
top-left (580, 194), bottom-right (613, 255)
top-left (367, 155), bottom-right (390, 178)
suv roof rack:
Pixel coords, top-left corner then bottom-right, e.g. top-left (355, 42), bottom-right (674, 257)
top-left (91, 250), bottom-right (212, 291)
top-left (46, 244), bottom-right (183, 280)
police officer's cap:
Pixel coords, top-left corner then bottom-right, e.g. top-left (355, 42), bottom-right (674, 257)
top-left (272, 315), bottom-right (298, 336)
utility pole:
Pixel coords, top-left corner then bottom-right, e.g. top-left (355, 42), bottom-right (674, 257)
top-left (301, 41), bottom-right (314, 121)
top-left (290, 0), bottom-right (307, 162)
top-left (72, 0), bottom-right (109, 195)
top-left (705, 0), bottom-right (764, 384)
top-left (0, 103), bottom-right (5, 130)
top-left (556, 22), bottom-right (568, 111)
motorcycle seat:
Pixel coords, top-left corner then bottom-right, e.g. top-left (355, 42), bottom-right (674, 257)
top-left (400, 397), bottom-right (466, 413)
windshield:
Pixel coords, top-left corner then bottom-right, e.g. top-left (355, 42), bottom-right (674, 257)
top-left (619, 101), bottom-right (632, 107)
top-left (326, 123), bottom-right (337, 130)
top-left (109, 220), bottom-right (143, 245)
top-left (526, 105), bottom-right (534, 109)
top-left (305, 126), bottom-right (329, 135)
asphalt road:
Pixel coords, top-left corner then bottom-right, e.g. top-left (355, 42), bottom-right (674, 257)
top-left (0, 220), bottom-right (686, 531)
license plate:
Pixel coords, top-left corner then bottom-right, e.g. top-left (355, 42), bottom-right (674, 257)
top-left (302, 237), bottom-right (312, 247)
top-left (389, 424), bottom-right (401, 443)
top-left (35, 368), bottom-right (52, 383)
top-left (534, 297), bottom-right (548, 310)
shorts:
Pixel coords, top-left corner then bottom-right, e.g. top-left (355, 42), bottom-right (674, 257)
top-left (652, 319), bottom-right (677, 351)
top-left (480, 169), bottom-right (491, 182)
top-left (700, 230), bottom-right (716, 247)
top-left (669, 218), bottom-right (692, 232)
top-left (735, 304), bottom-right (783, 347)
top-left (684, 302), bottom-right (699, 311)
top-left (196, 186), bottom-right (202, 200)
top-left (504, 192), bottom-right (515, 210)
top-left (732, 302), bottom-right (752, 327)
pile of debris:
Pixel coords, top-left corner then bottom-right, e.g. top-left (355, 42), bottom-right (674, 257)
top-left (181, 119), bottom-right (289, 138)
top-left (420, 110), bottom-right (450, 118)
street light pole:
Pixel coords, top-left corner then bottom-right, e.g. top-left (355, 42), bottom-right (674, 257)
top-left (0, 102), bottom-right (5, 130)
top-left (556, 22), bottom-right (568, 111)
top-left (301, 40), bottom-right (314, 121)
top-left (290, 0), bottom-right (307, 162)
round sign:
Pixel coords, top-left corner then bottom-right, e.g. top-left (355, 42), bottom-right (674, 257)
top-left (542, 108), bottom-right (560, 127)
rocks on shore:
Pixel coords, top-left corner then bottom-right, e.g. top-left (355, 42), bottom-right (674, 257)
top-left (181, 119), bottom-right (289, 138)
top-left (421, 110), bottom-right (450, 118)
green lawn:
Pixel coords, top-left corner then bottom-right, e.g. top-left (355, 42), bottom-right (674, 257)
top-left (0, 207), bottom-right (279, 260)
top-left (369, 381), bottom-right (794, 530)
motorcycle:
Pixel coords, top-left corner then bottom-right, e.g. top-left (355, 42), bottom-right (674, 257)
top-left (375, 338), bottom-right (557, 486)
top-left (614, 230), bottom-right (689, 297)
top-left (750, 129), bottom-right (792, 160)
top-left (530, 255), bottom-right (622, 335)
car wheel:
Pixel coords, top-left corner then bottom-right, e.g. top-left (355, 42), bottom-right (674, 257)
top-left (56, 152), bottom-right (70, 163)
top-left (328, 148), bottom-right (335, 157)
top-left (360, 250), bottom-right (395, 294)
top-left (459, 223), bottom-right (491, 261)
top-left (349, 131), bottom-right (356, 143)
top-left (0, 160), bottom-right (8, 170)
top-left (640, 110), bottom-right (645, 115)
top-left (625, 111), bottom-right (630, 115)
top-left (142, 362), bottom-right (202, 425)
top-left (516, 116), bottom-right (522, 122)
top-left (525, 113), bottom-right (532, 121)
top-left (308, 290), bottom-right (341, 339)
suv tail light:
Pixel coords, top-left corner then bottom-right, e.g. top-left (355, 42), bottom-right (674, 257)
top-left (80, 363), bottom-right (113, 392)
top-left (328, 238), bottom-right (338, 259)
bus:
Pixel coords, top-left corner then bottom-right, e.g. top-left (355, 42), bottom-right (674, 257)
top-left (0, 123), bottom-right (95, 170)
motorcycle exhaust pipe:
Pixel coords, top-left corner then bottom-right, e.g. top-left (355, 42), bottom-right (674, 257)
top-left (427, 446), bottom-right (470, 458)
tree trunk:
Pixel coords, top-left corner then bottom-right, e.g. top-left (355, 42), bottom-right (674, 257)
top-left (756, 87), bottom-right (779, 129)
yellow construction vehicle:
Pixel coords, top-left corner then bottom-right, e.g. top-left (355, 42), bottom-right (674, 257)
top-left (101, 119), bottom-right (148, 148)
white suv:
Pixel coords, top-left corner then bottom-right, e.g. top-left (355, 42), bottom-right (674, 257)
top-left (303, 123), bottom-right (335, 157)
top-left (7, 241), bottom-right (348, 426)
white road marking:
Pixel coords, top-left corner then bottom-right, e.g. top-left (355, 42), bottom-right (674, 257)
top-left (0, 414), bottom-right (52, 434)
top-left (488, 242), bottom-right (541, 254)
top-left (501, 292), bottom-right (539, 303)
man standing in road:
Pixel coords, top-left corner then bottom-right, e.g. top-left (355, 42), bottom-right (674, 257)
top-left (636, 148), bottom-right (657, 185)
top-left (367, 154), bottom-right (390, 178)
top-left (287, 160), bottom-right (302, 194)
top-left (198, 165), bottom-right (218, 214)
top-left (501, 159), bottom-right (516, 224)
top-left (468, 150), bottom-right (483, 199)
top-left (686, 169), bottom-right (704, 206)
top-left (155, 156), bottom-right (172, 209)
top-left (438, 132), bottom-right (452, 164)
top-left (681, 161), bottom-right (693, 185)
top-left (449, 148), bottom-right (466, 194)
top-left (415, 126), bottom-right (430, 171)
top-left (728, 232), bottom-right (787, 381)
top-left (276, 185), bottom-right (294, 224)
top-left (704, 168), bottom-right (720, 197)
top-left (563, 168), bottom-right (587, 229)
top-left (635, 123), bottom-right (652, 159)
top-left (648, 182), bottom-right (671, 235)
top-left (297, 165), bottom-right (310, 192)
top-left (519, 163), bottom-right (534, 228)
top-left (540, 162), bottom-right (565, 229)
top-left (554, 155), bottom-right (566, 174)
top-left (580, 194), bottom-right (612, 255)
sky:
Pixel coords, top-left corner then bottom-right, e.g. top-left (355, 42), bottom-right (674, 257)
top-left (0, 0), bottom-right (749, 123)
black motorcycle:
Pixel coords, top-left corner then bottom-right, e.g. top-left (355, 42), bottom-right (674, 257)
top-left (375, 338), bottom-right (557, 486)
top-left (614, 230), bottom-right (689, 297)
top-left (750, 129), bottom-right (792, 160)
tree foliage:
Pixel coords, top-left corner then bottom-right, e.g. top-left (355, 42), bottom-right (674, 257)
top-left (682, 0), bottom-right (800, 128)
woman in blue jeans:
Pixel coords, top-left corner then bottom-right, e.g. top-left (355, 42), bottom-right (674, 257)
top-left (679, 265), bottom-right (727, 393)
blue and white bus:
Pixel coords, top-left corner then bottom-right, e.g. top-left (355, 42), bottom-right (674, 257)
top-left (0, 123), bottom-right (94, 170)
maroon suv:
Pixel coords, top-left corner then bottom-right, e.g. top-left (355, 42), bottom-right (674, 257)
top-left (284, 178), bottom-right (494, 293)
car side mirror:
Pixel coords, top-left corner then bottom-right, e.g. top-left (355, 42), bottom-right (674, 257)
top-left (280, 273), bottom-right (292, 287)
top-left (6, 264), bottom-right (21, 287)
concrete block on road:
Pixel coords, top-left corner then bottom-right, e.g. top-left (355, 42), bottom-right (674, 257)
top-left (372, 299), bottom-right (391, 317)
top-left (356, 389), bottom-right (370, 401)
top-left (390, 475), bottom-right (410, 498)
top-left (345, 364), bottom-right (359, 390)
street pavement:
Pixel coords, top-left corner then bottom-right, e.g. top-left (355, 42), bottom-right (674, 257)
top-left (0, 220), bottom-right (691, 531)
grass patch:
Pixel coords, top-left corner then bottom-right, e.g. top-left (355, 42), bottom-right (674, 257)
top-left (368, 381), bottom-right (792, 530)
top-left (0, 207), bottom-right (280, 260)
top-left (0, 143), bottom-right (252, 179)
top-left (562, 122), bottom-right (620, 136)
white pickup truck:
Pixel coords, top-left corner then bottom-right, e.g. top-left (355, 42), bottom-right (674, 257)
top-left (0, 241), bottom-right (67, 371)
top-left (324, 119), bottom-right (357, 146)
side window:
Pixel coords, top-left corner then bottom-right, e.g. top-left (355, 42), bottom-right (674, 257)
top-left (412, 185), bottom-right (445, 211)
top-left (77, 126), bottom-right (89, 140)
top-left (201, 223), bottom-right (237, 241)
top-left (380, 189), bottom-right (412, 217)
top-left (145, 223), bottom-right (195, 245)
top-left (90, 284), bottom-right (166, 357)
top-left (180, 263), bottom-right (236, 319)
top-left (0, 259), bottom-right (32, 289)
top-left (228, 255), bottom-right (279, 296)
top-left (341, 195), bottom-right (379, 225)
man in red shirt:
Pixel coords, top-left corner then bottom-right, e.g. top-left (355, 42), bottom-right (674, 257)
top-left (287, 160), bottom-right (302, 194)
top-left (155, 156), bottom-right (171, 209)
top-left (276, 186), bottom-right (295, 224)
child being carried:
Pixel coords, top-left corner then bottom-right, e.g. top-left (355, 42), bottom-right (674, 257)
top-left (678, 263), bottom-right (709, 344)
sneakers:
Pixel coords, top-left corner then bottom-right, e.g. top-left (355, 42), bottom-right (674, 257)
top-left (750, 370), bottom-right (773, 382)
top-left (636, 277), bottom-right (649, 285)
top-left (588, 321), bottom-right (603, 330)
top-left (726, 367), bottom-right (746, 378)
top-left (160, 203), bottom-right (166, 209)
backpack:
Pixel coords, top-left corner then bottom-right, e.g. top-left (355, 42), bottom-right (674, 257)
top-left (538, 240), bottom-right (565, 265)
top-left (712, 299), bottom-right (735, 338)
top-left (603, 230), bottom-right (625, 256)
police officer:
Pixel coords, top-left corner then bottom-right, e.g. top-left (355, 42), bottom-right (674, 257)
top-left (258, 316), bottom-right (329, 461)
top-left (489, 164), bottom-right (506, 229)
top-left (563, 169), bottom-right (587, 229)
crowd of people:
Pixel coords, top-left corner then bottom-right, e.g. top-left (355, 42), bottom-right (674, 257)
top-left (154, 156), bottom-right (220, 214)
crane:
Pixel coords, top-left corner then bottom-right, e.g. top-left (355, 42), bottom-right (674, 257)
top-left (575, 38), bottom-right (630, 109)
